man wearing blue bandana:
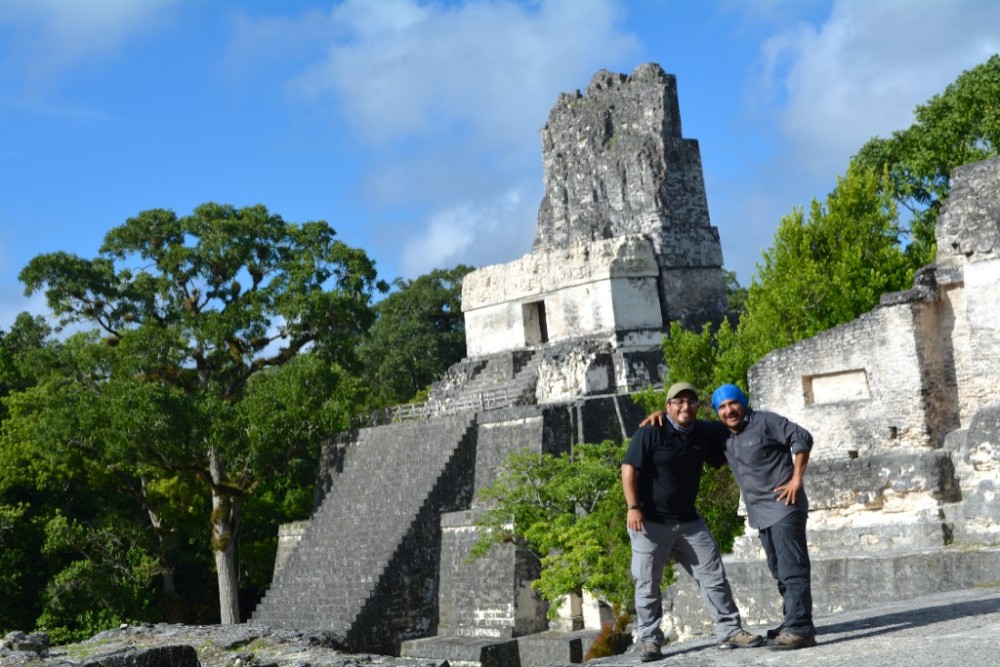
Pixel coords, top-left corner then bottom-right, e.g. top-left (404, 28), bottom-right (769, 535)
top-left (623, 382), bottom-right (763, 662)
top-left (710, 383), bottom-right (816, 650)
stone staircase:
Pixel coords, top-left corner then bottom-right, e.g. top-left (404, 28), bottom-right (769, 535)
top-left (249, 414), bottom-right (478, 654)
top-left (427, 350), bottom-right (540, 407)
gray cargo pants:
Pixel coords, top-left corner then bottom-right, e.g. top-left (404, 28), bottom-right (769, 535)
top-left (629, 517), bottom-right (743, 645)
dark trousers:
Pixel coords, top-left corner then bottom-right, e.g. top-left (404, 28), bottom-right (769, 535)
top-left (758, 510), bottom-right (815, 636)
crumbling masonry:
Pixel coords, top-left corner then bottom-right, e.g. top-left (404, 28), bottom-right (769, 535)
top-left (663, 157), bottom-right (1000, 639)
top-left (251, 63), bottom-right (727, 665)
top-left (252, 63), bottom-right (1000, 664)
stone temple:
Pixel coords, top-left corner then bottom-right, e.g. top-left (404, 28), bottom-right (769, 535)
top-left (250, 62), bottom-right (728, 664)
top-left (251, 63), bottom-right (1000, 666)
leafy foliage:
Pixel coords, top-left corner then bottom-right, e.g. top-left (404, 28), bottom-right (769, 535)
top-left (472, 441), bottom-right (635, 615)
top-left (736, 164), bottom-right (911, 361)
top-left (664, 164), bottom-right (913, 393)
top-left (853, 54), bottom-right (1000, 267)
top-left (36, 514), bottom-right (160, 644)
top-left (359, 265), bottom-right (473, 407)
top-left (13, 202), bottom-right (386, 624)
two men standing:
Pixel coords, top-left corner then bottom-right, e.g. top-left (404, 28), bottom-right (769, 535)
top-left (624, 381), bottom-right (816, 659)
top-left (622, 382), bottom-right (763, 661)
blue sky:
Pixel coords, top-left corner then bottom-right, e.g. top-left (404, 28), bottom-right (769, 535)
top-left (3, 0), bottom-right (1000, 332)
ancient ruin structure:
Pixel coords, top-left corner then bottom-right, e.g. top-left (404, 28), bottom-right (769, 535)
top-left (250, 63), bottom-right (728, 666)
top-left (664, 156), bottom-right (1000, 639)
top-left (253, 58), bottom-right (1000, 663)
top-left (460, 62), bottom-right (727, 401)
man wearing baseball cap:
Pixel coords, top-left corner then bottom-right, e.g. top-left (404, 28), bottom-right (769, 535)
top-left (622, 382), bottom-right (762, 661)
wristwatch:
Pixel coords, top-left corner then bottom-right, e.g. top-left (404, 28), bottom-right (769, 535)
top-left (627, 504), bottom-right (641, 510)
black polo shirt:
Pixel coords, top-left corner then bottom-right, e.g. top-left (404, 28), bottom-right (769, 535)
top-left (623, 420), bottom-right (726, 523)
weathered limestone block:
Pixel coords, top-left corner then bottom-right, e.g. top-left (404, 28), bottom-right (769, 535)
top-left (531, 62), bottom-right (726, 329)
top-left (936, 156), bottom-right (1000, 265)
top-left (463, 236), bottom-right (662, 357)
top-left (272, 520), bottom-right (310, 577)
top-left (958, 257), bottom-right (1000, 420)
top-left (750, 300), bottom-right (954, 457)
top-left (943, 403), bottom-right (1000, 546)
top-left (807, 451), bottom-right (960, 511)
top-left (797, 451), bottom-right (960, 553)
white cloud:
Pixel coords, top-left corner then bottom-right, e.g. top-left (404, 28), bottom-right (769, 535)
top-left (718, 0), bottom-right (1000, 284)
top-left (0, 0), bottom-right (175, 92)
top-left (760, 0), bottom-right (1000, 177)
top-left (290, 0), bottom-right (637, 148)
top-left (399, 186), bottom-right (534, 276)
top-left (266, 0), bottom-right (639, 277)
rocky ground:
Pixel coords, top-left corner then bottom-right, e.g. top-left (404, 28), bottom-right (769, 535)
top-left (0, 623), bottom-right (445, 667)
top-left (4, 585), bottom-right (999, 667)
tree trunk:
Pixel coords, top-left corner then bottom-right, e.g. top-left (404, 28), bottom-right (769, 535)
top-left (210, 448), bottom-right (242, 624)
top-left (140, 475), bottom-right (178, 597)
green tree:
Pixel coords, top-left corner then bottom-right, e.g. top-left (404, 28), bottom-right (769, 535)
top-left (359, 265), bottom-right (473, 407)
top-left (1, 313), bottom-right (62, 632)
top-left (2, 329), bottom-right (210, 634)
top-left (17, 203), bottom-right (386, 624)
top-left (664, 165), bottom-right (913, 395)
top-left (471, 441), bottom-right (634, 615)
top-left (735, 164), bottom-right (911, 363)
top-left (0, 313), bottom-right (53, 420)
top-left (853, 54), bottom-right (1000, 267)
top-left (722, 269), bottom-right (748, 318)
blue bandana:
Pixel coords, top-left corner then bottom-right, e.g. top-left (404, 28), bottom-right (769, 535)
top-left (711, 384), bottom-right (749, 412)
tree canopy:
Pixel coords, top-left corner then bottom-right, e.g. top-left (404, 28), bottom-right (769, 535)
top-left (359, 265), bottom-right (473, 407)
top-left (13, 202), bottom-right (386, 625)
top-left (853, 54), bottom-right (1000, 267)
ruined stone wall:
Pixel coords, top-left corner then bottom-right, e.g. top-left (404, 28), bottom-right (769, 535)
top-left (463, 235), bottom-right (662, 356)
top-left (751, 157), bottom-right (1000, 454)
top-left (462, 62), bottom-right (728, 369)
top-left (930, 156), bottom-right (1000, 426)
top-left (668, 156), bottom-right (1000, 639)
top-left (749, 302), bottom-right (938, 458)
top-left (954, 258), bottom-right (1000, 423)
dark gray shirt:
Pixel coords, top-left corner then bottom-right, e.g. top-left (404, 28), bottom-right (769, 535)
top-left (721, 410), bottom-right (813, 530)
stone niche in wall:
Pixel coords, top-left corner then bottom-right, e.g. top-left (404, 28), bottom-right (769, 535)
top-left (803, 369), bottom-right (872, 406)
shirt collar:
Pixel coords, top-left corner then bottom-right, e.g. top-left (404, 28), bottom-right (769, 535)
top-left (666, 413), bottom-right (694, 434)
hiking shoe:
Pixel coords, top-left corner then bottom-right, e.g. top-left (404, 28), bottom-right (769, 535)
top-left (717, 629), bottom-right (763, 649)
top-left (639, 641), bottom-right (663, 662)
top-left (769, 630), bottom-right (817, 650)
top-left (766, 624), bottom-right (785, 639)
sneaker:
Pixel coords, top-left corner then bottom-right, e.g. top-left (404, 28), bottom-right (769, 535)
top-left (766, 624), bottom-right (785, 639)
top-left (639, 641), bottom-right (663, 662)
top-left (717, 629), bottom-right (763, 649)
top-left (769, 630), bottom-right (817, 650)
